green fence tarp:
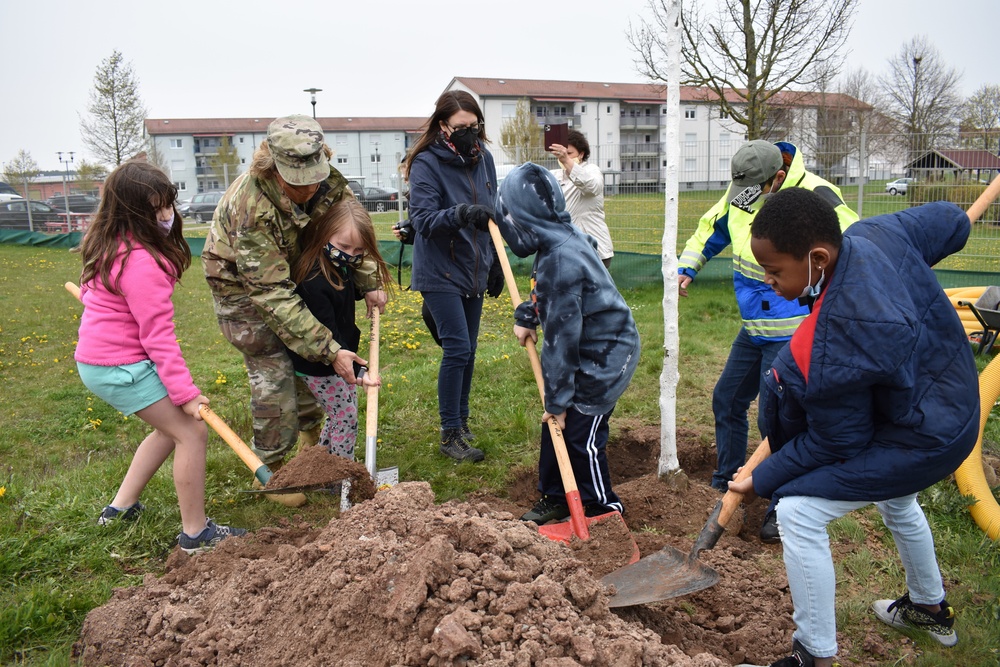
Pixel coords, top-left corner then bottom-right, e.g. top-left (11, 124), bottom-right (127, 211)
top-left (2, 229), bottom-right (995, 290)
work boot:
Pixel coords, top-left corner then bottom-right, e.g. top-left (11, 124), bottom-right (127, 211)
top-left (439, 428), bottom-right (485, 462)
top-left (759, 508), bottom-right (781, 543)
top-left (298, 423), bottom-right (324, 449)
top-left (460, 418), bottom-right (475, 441)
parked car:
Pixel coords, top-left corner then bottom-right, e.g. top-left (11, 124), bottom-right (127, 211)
top-left (885, 178), bottom-right (915, 196)
top-left (0, 193), bottom-right (24, 202)
top-left (46, 193), bottom-right (101, 213)
top-left (184, 191), bottom-right (225, 222)
top-left (0, 199), bottom-right (66, 230)
top-left (363, 187), bottom-right (407, 212)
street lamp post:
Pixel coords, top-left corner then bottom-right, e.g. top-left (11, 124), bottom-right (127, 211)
top-left (57, 151), bottom-right (75, 227)
top-left (374, 143), bottom-right (381, 187)
top-left (911, 55), bottom-right (922, 171)
top-left (303, 87), bottom-right (322, 119)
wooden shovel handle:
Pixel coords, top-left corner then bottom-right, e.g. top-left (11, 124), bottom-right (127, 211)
top-left (200, 405), bottom-right (271, 485)
top-left (65, 282), bottom-right (81, 301)
top-left (967, 174), bottom-right (1000, 225)
top-left (365, 309), bottom-right (380, 479)
top-left (718, 438), bottom-right (772, 528)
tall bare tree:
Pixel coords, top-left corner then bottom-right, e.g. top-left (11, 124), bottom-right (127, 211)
top-left (629, 0), bottom-right (857, 139)
top-left (959, 83), bottom-right (1000, 150)
top-left (3, 149), bottom-right (41, 199)
top-left (80, 50), bottom-right (149, 166)
top-left (879, 36), bottom-right (962, 161)
top-left (499, 98), bottom-right (544, 164)
top-left (145, 139), bottom-right (170, 173)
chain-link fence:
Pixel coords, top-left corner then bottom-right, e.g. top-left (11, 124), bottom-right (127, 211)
top-left (344, 132), bottom-right (1000, 289)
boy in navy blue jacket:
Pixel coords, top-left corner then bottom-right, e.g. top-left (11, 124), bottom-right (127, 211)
top-left (495, 163), bottom-right (640, 523)
top-left (731, 188), bottom-right (979, 667)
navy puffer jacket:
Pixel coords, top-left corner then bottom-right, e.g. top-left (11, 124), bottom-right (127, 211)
top-left (755, 202), bottom-right (980, 502)
top-left (408, 140), bottom-right (497, 296)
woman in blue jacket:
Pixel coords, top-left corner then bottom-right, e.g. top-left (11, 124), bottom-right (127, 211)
top-left (403, 91), bottom-right (498, 462)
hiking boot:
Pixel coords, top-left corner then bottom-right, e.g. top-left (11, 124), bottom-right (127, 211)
top-left (872, 593), bottom-right (957, 647)
top-left (735, 639), bottom-right (836, 666)
top-left (759, 508), bottom-right (781, 544)
top-left (460, 418), bottom-right (475, 441)
top-left (439, 428), bottom-right (485, 462)
top-left (97, 501), bottom-right (145, 526)
top-left (177, 520), bottom-right (247, 555)
top-left (521, 496), bottom-right (570, 523)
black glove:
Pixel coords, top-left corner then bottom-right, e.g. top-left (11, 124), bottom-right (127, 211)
top-left (393, 220), bottom-right (414, 245)
top-left (457, 204), bottom-right (493, 231)
top-left (487, 246), bottom-right (504, 298)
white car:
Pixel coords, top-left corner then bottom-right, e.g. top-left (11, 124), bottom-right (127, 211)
top-left (885, 178), bottom-right (915, 196)
top-left (0, 193), bottom-right (25, 202)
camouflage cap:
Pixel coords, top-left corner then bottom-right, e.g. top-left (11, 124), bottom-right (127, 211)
top-left (267, 115), bottom-right (330, 186)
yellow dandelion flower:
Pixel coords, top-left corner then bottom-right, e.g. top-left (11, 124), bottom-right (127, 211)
top-left (0, 486), bottom-right (5, 498)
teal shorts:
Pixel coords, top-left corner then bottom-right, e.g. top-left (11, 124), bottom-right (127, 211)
top-left (77, 360), bottom-right (169, 416)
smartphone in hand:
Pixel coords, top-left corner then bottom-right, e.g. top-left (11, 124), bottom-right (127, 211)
top-left (544, 123), bottom-right (569, 149)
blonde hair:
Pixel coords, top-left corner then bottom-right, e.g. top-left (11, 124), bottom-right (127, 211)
top-left (249, 141), bottom-right (334, 179)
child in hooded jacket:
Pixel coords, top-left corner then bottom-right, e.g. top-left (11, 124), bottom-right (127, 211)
top-left (74, 161), bottom-right (245, 555)
top-left (495, 162), bottom-right (640, 523)
top-left (287, 199), bottom-right (391, 458)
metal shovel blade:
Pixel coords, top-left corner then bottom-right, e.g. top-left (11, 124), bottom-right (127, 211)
top-left (600, 545), bottom-right (720, 607)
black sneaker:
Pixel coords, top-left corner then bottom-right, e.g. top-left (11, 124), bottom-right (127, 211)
top-left (97, 501), bottom-right (145, 526)
top-left (177, 520), bottom-right (247, 555)
top-left (439, 428), bottom-right (485, 462)
top-left (759, 508), bottom-right (781, 543)
top-left (735, 639), bottom-right (835, 667)
top-left (584, 504), bottom-right (621, 518)
top-left (521, 496), bottom-right (570, 523)
top-left (460, 418), bottom-right (475, 441)
top-left (872, 593), bottom-right (957, 647)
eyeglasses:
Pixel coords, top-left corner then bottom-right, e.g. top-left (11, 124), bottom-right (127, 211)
top-left (447, 123), bottom-right (483, 139)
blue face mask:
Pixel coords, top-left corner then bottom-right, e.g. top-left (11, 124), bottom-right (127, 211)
top-left (324, 242), bottom-right (364, 269)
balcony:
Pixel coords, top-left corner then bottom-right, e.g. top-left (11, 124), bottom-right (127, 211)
top-left (619, 115), bottom-right (661, 130)
top-left (620, 142), bottom-right (664, 157)
top-left (535, 114), bottom-right (582, 129)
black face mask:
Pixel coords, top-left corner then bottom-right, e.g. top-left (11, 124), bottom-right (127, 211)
top-left (449, 126), bottom-right (480, 157)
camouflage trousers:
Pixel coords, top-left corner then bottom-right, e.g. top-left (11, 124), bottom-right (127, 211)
top-left (213, 297), bottom-right (324, 466)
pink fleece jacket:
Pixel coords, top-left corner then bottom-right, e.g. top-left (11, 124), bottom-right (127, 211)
top-left (74, 244), bottom-right (200, 406)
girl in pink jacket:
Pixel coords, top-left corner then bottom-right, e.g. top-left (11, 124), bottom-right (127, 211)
top-left (74, 161), bottom-right (244, 554)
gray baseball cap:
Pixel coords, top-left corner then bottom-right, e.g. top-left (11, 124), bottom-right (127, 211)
top-left (267, 115), bottom-right (330, 186)
top-left (727, 140), bottom-right (783, 203)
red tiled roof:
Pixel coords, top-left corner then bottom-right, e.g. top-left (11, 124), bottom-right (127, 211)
top-left (145, 117), bottom-right (427, 136)
top-left (930, 150), bottom-right (1000, 169)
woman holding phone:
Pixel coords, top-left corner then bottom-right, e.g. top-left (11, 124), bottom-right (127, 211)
top-left (548, 129), bottom-right (614, 268)
top-left (403, 90), bottom-right (499, 462)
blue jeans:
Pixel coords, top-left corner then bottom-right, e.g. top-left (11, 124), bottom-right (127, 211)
top-left (777, 494), bottom-right (945, 658)
top-left (711, 327), bottom-right (786, 490)
top-left (421, 291), bottom-right (484, 430)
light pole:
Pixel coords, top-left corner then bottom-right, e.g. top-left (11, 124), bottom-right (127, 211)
top-left (911, 55), bottom-right (922, 171)
top-left (57, 151), bottom-right (74, 224)
top-left (303, 87), bottom-right (322, 119)
top-left (374, 143), bottom-right (381, 187)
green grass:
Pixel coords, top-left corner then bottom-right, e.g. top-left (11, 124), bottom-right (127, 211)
top-left (1, 243), bottom-right (999, 665)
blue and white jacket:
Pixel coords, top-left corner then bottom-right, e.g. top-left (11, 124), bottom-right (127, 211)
top-left (755, 202), bottom-right (980, 501)
top-left (495, 163), bottom-right (640, 417)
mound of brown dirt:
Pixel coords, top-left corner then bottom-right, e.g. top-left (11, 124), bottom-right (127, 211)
top-left (265, 445), bottom-right (376, 503)
top-left (76, 482), bottom-right (728, 667)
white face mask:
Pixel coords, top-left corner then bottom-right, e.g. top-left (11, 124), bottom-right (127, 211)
top-left (158, 211), bottom-right (174, 234)
top-left (798, 253), bottom-right (825, 301)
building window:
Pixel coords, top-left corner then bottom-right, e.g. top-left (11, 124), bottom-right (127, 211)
top-left (169, 138), bottom-right (182, 149)
top-left (553, 106), bottom-right (567, 116)
top-left (662, 108), bottom-right (667, 114)
top-left (239, 137), bottom-right (244, 144)
top-left (645, 134), bottom-right (652, 143)
top-left (174, 181), bottom-right (186, 191)
top-left (240, 158), bottom-right (246, 164)
top-left (662, 160), bottom-right (667, 167)
top-left (606, 105), bottom-right (611, 114)
top-left (685, 133), bottom-right (697, 148)
top-left (371, 154), bottom-right (381, 163)
top-left (581, 105), bottom-right (587, 114)
top-left (720, 133), bottom-right (731, 148)
top-left (336, 135), bottom-right (348, 145)
top-left (336, 157), bottom-right (349, 165)
top-left (684, 158), bottom-right (696, 172)
top-left (720, 157), bottom-right (729, 172)
top-left (170, 160), bottom-right (185, 172)
top-left (684, 108), bottom-right (696, 119)
top-left (536, 107), bottom-right (547, 117)
top-left (369, 134), bottom-right (382, 145)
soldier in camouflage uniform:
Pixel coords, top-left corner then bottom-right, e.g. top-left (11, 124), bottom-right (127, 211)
top-left (203, 115), bottom-right (386, 469)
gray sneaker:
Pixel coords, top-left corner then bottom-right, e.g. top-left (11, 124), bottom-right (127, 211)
top-left (97, 502), bottom-right (144, 526)
top-left (872, 593), bottom-right (957, 647)
top-left (177, 520), bottom-right (247, 555)
top-left (439, 428), bottom-right (484, 462)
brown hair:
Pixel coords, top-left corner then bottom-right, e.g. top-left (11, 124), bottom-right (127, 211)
top-left (294, 199), bottom-right (394, 294)
top-left (403, 91), bottom-right (489, 179)
top-left (566, 129), bottom-right (591, 161)
top-left (249, 140), bottom-right (334, 179)
top-left (79, 161), bottom-right (190, 295)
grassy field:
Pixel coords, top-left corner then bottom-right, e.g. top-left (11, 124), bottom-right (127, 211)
top-left (1, 242), bottom-right (999, 665)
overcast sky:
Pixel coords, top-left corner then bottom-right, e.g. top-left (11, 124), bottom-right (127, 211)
top-left (1, 0), bottom-right (996, 173)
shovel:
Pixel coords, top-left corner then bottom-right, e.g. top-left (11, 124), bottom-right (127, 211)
top-left (341, 309), bottom-right (399, 511)
top-left (601, 439), bottom-right (772, 607)
top-left (488, 221), bottom-right (640, 564)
